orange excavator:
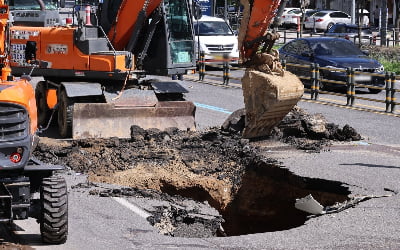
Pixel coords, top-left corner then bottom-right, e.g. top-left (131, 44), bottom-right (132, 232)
top-left (8, 0), bottom-right (303, 140)
top-left (0, 0), bottom-right (68, 244)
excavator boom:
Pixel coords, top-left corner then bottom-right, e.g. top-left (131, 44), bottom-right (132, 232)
top-left (103, 0), bottom-right (162, 51)
top-left (238, 0), bottom-right (281, 61)
top-left (235, 0), bottom-right (304, 138)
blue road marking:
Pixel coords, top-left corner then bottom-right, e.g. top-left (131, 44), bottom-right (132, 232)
top-left (194, 102), bottom-right (233, 115)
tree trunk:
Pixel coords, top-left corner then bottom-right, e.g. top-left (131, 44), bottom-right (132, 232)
top-left (396, 3), bottom-right (400, 45)
top-left (381, 0), bottom-right (388, 46)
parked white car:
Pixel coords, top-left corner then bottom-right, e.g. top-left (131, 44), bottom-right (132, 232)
top-left (277, 8), bottom-right (299, 26)
top-left (193, 15), bottom-right (239, 64)
top-left (304, 10), bottom-right (351, 31)
top-left (281, 8), bottom-right (313, 28)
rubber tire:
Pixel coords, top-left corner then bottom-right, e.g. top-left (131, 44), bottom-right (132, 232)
top-left (40, 176), bottom-right (68, 244)
top-left (326, 23), bottom-right (334, 31)
top-left (319, 80), bottom-right (327, 91)
top-left (368, 88), bottom-right (382, 94)
top-left (57, 89), bottom-right (73, 138)
top-left (35, 81), bottom-right (50, 126)
top-left (318, 72), bottom-right (327, 90)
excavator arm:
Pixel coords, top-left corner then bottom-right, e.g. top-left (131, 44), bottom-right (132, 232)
top-left (238, 0), bottom-right (281, 61)
top-left (101, 0), bottom-right (163, 51)
top-left (231, 0), bottom-right (304, 138)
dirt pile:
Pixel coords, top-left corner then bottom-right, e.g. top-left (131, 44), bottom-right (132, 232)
top-left (274, 106), bottom-right (361, 151)
top-left (223, 106), bottom-right (361, 151)
top-left (35, 126), bottom-right (259, 209)
top-left (33, 107), bottom-right (358, 237)
top-left (0, 242), bottom-right (33, 250)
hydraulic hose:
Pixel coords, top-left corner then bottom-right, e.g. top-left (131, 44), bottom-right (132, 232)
top-left (35, 0), bottom-right (46, 11)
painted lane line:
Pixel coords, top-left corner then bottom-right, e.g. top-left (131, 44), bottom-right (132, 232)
top-left (194, 102), bottom-right (233, 114)
top-left (112, 197), bottom-right (151, 219)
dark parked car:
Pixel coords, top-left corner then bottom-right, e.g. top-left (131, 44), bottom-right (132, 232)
top-left (324, 23), bottom-right (376, 45)
top-left (279, 37), bottom-right (385, 93)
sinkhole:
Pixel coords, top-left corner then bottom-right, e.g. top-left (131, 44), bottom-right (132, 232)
top-left (154, 159), bottom-right (350, 237)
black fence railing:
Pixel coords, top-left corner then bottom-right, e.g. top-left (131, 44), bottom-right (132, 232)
top-left (195, 59), bottom-right (399, 116)
top-left (198, 52), bottom-right (242, 85)
top-left (276, 29), bottom-right (400, 47)
top-left (283, 62), bottom-right (398, 113)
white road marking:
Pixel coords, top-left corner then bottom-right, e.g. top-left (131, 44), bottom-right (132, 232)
top-left (112, 197), bottom-right (151, 219)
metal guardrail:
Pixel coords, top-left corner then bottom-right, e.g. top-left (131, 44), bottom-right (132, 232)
top-left (282, 62), bottom-right (398, 114)
top-left (198, 52), bottom-right (242, 85)
top-left (195, 57), bottom-right (399, 116)
top-left (275, 30), bottom-right (400, 47)
top-left (275, 30), bottom-right (379, 46)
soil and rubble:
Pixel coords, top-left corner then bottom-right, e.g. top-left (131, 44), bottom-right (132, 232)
top-left (0, 244), bottom-right (32, 250)
top-left (80, 184), bottom-right (224, 237)
top-left (33, 107), bottom-right (362, 237)
top-left (222, 106), bottom-right (361, 152)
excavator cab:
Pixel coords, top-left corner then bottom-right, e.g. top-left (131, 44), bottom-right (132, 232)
top-left (143, 0), bottom-right (196, 77)
top-left (9, 0), bottom-right (59, 9)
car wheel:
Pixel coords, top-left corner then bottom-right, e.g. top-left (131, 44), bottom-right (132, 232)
top-left (318, 72), bottom-right (329, 91)
top-left (319, 79), bottom-right (327, 91)
top-left (326, 23), bottom-right (334, 31)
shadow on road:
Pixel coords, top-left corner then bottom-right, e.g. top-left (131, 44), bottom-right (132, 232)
top-left (340, 163), bottom-right (399, 169)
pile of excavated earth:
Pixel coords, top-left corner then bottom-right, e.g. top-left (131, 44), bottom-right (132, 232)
top-left (33, 106), bottom-right (361, 237)
top-left (0, 244), bottom-right (32, 250)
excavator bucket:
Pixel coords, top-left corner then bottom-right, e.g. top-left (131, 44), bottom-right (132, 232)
top-left (70, 86), bottom-right (196, 139)
top-left (241, 69), bottom-right (304, 139)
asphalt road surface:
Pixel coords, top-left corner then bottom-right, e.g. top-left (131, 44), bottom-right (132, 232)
top-left (1, 75), bottom-right (399, 249)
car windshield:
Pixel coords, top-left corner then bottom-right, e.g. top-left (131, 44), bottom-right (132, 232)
top-left (314, 12), bottom-right (327, 17)
top-left (310, 40), bottom-right (365, 57)
top-left (194, 21), bottom-right (234, 36)
top-left (10, 0), bottom-right (58, 10)
top-left (289, 9), bottom-right (302, 14)
top-left (305, 10), bottom-right (318, 17)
